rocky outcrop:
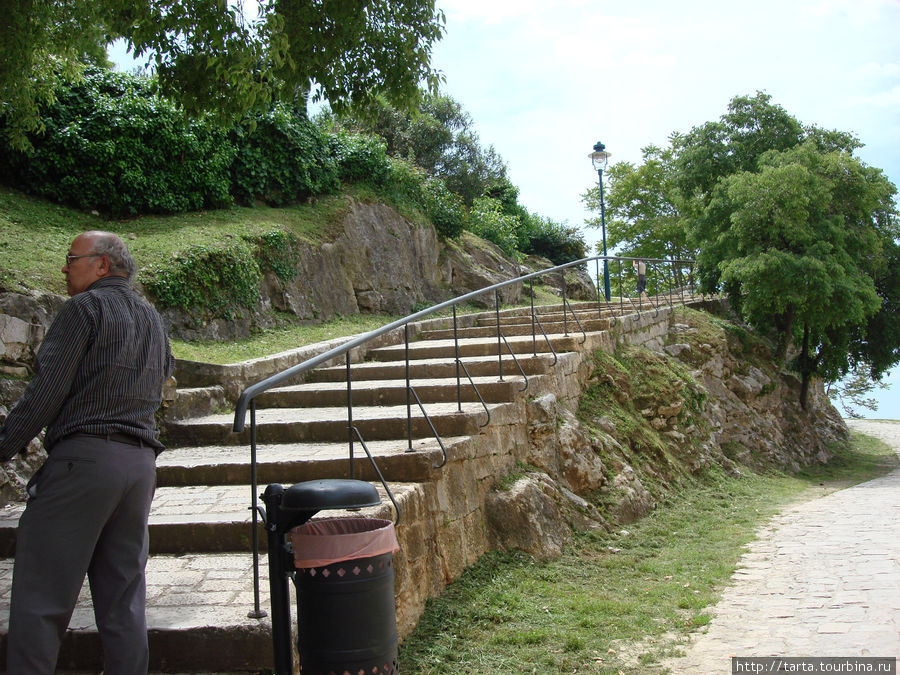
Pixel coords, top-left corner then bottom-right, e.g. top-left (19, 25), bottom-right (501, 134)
top-left (662, 310), bottom-right (845, 471)
top-left (0, 291), bottom-right (65, 374)
top-left (485, 305), bottom-right (847, 561)
top-left (0, 379), bottom-right (46, 503)
top-left (158, 203), bottom-right (597, 340)
top-left (485, 473), bottom-right (572, 560)
top-left (164, 202), bottom-right (538, 340)
top-left (0, 200), bottom-right (595, 348)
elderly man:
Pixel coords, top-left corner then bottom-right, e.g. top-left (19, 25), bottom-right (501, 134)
top-left (0, 231), bottom-right (173, 674)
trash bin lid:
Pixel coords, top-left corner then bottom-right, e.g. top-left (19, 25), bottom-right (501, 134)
top-left (281, 479), bottom-right (381, 513)
top-left (291, 517), bottom-right (399, 568)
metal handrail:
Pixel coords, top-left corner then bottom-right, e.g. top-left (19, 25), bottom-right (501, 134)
top-left (531, 313), bottom-right (559, 365)
top-left (234, 254), bottom-right (694, 618)
top-left (232, 255), bottom-right (693, 431)
top-left (349, 426), bottom-right (402, 523)
top-left (406, 386), bottom-right (448, 468)
top-left (497, 333), bottom-right (530, 390)
top-left (561, 294), bottom-right (588, 345)
top-left (455, 359), bottom-right (492, 427)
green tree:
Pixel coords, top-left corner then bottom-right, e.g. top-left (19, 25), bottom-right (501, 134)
top-left (0, 0), bottom-right (446, 149)
top-left (828, 363), bottom-right (890, 418)
top-left (677, 91), bottom-right (803, 203)
top-left (323, 91), bottom-right (507, 206)
top-left (702, 139), bottom-right (898, 407)
top-left (583, 141), bottom-right (695, 273)
top-left (605, 92), bottom-right (900, 408)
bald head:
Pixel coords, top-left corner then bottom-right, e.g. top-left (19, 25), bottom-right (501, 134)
top-left (84, 231), bottom-right (137, 281)
top-left (63, 231), bottom-right (137, 296)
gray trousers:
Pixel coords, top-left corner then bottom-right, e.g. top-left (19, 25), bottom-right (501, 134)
top-left (6, 435), bottom-right (157, 674)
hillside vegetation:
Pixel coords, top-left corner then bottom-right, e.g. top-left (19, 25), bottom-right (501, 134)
top-left (0, 68), bottom-right (585, 331)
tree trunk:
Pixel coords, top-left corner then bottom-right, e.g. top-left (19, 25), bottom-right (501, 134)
top-left (775, 306), bottom-right (794, 362)
top-left (799, 322), bottom-right (810, 410)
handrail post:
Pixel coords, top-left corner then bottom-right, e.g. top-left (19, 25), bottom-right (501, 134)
top-left (561, 270), bottom-right (568, 336)
top-left (495, 289), bottom-right (503, 380)
top-left (618, 260), bottom-right (624, 318)
top-left (247, 401), bottom-right (265, 619)
top-left (669, 261), bottom-right (675, 308)
top-left (530, 278), bottom-right (537, 356)
top-left (346, 353), bottom-right (354, 479)
top-left (405, 323), bottom-right (413, 452)
top-left (453, 305), bottom-right (462, 412)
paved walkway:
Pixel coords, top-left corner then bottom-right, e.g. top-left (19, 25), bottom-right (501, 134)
top-left (663, 419), bottom-right (900, 674)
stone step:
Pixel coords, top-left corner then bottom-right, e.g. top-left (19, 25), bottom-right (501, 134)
top-left (367, 333), bottom-right (583, 362)
top-left (306, 353), bottom-right (557, 383)
top-left (155, 436), bottom-right (468, 487)
top-left (254, 375), bottom-right (524, 408)
top-left (0, 552), bottom-right (274, 671)
top-left (166, 401), bottom-right (513, 447)
top-left (474, 304), bottom-right (655, 327)
top-left (169, 385), bottom-right (227, 421)
top-left (0, 481), bottom-right (410, 556)
top-left (418, 316), bottom-right (612, 340)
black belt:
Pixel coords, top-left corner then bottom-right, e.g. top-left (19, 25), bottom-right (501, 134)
top-left (71, 432), bottom-right (146, 447)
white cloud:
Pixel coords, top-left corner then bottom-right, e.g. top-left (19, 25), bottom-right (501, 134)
top-left (855, 62), bottom-right (900, 79)
top-left (850, 85), bottom-right (900, 109)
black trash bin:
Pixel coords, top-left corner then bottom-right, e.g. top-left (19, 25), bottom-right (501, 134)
top-left (261, 480), bottom-right (400, 675)
top-left (292, 517), bottom-right (400, 674)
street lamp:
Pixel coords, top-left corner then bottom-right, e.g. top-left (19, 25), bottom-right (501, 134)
top-left (589, 141), bottom-right (612, 301)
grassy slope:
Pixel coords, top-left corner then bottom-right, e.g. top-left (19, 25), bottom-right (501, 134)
top-left (0, 184), bottom-right (570, 363)
top-left (399, 436), bottom-right (896, 674)
top-left (400, 309), bottom-right (898, 673)
top-left (0, 183), bottom-right (363, 295)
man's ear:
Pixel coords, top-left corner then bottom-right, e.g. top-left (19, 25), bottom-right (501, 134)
top-left (96, 254), bottom-right (112, 277)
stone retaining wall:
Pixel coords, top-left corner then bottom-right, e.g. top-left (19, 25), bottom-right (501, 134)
top-left (385, 307), bottom-right (676, 636)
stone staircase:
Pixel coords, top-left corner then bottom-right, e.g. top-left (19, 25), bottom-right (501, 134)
top-left (0, 298), bottom-right (685, 671)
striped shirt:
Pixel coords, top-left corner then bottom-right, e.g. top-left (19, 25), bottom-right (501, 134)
top-left (0, 276), bottom-right (174, 454)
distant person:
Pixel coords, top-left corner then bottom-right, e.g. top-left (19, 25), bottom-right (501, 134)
top-left (633, 259), bottom-right (649, 301)
top-left (0, 231), bottom-right (174, 674)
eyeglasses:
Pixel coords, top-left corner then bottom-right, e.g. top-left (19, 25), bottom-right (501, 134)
top-left (65, 253), bottom-right (99, 266)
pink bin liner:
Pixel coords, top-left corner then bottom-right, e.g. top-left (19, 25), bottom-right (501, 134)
top-left (291, 517), bottom-right (400, 569)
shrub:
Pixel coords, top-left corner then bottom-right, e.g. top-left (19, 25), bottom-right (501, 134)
top-left (143, 244), bottom-right (261, 314)
top-left (468, 196), bottom-right (520, 257)
top-left (519, 214), bottom-right (587, 264)
top-left (328, 131), bottom-right (391, 185)
top-left (381, 156), bottom-right (427, 207)
top-left (229, 105), bottom-right (340, 206)
top-left (0, 68), bottom-right (234, 215)
top-left (245, 229), bottom-right (301, 281)
top-left (421, 176), bottom-right (466, 239)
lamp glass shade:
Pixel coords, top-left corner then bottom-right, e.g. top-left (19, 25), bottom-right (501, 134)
top-left (589, 149), bottom-right (610, 171)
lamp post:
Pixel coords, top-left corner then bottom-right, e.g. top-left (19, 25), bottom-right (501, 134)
top-left (589, 141), bottom-right (612, 301)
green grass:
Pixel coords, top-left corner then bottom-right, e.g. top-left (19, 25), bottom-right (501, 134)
top-left (398, 432), bottom-right (897, 674)
top-left (2, 182), bottom-right (571, 359)
top-left (0, 184), bottom-right (353, 294)
top-left (170, 313), bottom-right (400, 363)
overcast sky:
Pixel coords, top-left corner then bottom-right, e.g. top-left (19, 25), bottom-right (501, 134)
top-left (427, 0), bottom-right (899, 419)
top-left (430, 0), bottom-right (898, 246)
